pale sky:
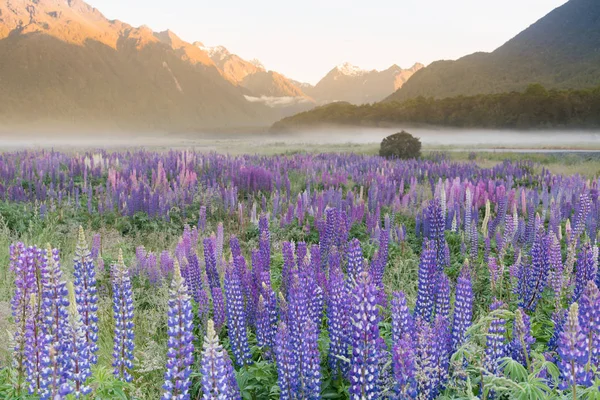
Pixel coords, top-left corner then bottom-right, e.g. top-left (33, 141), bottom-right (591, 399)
top-left (87, 0), bottom-right (568, 85)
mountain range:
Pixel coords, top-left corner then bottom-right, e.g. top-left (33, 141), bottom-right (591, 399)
top-left (0, 0), bottom-right (422, 131)
top-left (386, 0), bottom-right (600, 102)
top-left (303, 62), bottom-right (424, 104)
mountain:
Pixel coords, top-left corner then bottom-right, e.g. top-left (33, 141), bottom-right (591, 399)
top-left (304, 62), bottom-right (424, 104)
top-left (197, 43), bottom-right (312, 105)
top-left (0, 0), bottom-right (273, 131)
top-left (386, 0), bottom-right (600, 102)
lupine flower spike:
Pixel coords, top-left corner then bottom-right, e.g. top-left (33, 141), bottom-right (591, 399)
top-left (162, 261), bottom-right (195, 400)
top-left (200, 320), bottom-right (241, 399)
top-left (112, 249), bottom-right (135, 382)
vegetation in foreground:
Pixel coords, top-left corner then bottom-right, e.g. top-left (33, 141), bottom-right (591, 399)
top-left (0, 149), bottom-right (599, 399)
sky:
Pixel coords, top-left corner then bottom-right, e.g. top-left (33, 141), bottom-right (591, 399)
top-left (87, 0), bottom-right (568, 85)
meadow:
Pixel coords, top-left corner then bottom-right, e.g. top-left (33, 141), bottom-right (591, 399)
top-left (0, 147), bottom-right (599, 399)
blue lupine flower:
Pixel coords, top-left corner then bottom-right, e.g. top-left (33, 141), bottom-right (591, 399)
top-left (40, 245), bottom-right (72, 399)
top-left (484, 300), bottom-right (508, 374)
top-left (200, 320), bottom-right (241, 399)
top-left (415, 240), bottom-right (437, 323)
top-left (73, 227), bottom-right (99, 365)
top-left (392, 334), bottom-right (418, 399)
top-left (111, 250), bottom-right (135, 383)
top-left (327, 258), bottom-right (350, 376)
top-left (162, 261), bottom-right (195, 400)
top-left (275, 322), bottom-right (297, 400)
top-left (349, 272), bottom-right (381, 399)
top-left (224, 262), bottom-right (252, 367)
top-left (451, 265), bottom-right (473, 352)
top-left (557, 303), bottom-right (592, 390)
top-left (66, 282), bottom-right (92, 398)
top-left (578, 281), bottom-right (600, 373)
top-left (391, 291), bottom-right (414, 345)
top-left (347, 238), bottom-right (365, 282)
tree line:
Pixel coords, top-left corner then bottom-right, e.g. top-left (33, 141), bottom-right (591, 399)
top-left (271, 84), bottom-right (600, 130)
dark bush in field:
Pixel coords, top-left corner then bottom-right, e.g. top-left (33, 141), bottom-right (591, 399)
top-left (379, 131), bottom-right (421, 159)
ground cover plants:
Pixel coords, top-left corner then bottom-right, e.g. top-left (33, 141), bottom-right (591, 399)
top-left (0, 149), bottom-right (599, 399)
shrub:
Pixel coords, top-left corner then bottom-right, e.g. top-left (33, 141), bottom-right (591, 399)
top-left (379, 131), bottom-right (421, 159)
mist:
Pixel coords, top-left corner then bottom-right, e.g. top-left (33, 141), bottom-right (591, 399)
top-left (0, 127), bottom-right (599, 151)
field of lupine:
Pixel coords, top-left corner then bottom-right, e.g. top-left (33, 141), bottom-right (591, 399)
top-left (0, 149), bottom-right (599, 399)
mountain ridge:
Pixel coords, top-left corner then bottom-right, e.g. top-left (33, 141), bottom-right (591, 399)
top-left (386, 0), bottom-right (600, 101)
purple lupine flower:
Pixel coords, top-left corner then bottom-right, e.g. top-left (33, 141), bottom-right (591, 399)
top-left (275, 322), bottom-right (298, 399)
top-left (320, 208), bottom-right (337, 268)
top-left (574, 243), bottom-right (597, 301)
top-left (301, 259), bottom-right (324, 330)
top-left (426, 199), bottom-right (447, 270)
top-left (548, 234), bottom-right (564, 307)
top-left (349, 272), bottom-right (381, 399)
top-left (91, 233), bottom-right (101, 260)
top-left (162, 261), bottom-right (195, 400)
top-left (510, 308), bottom-right (535, 368)
top-left (111, 250), bottom-right (135, 383)
top-left (211, 286), bottom-right (226, 332)
top-left (66, 282), bottom-right (92, 398)
top-left (327, 258), bottom-right (351, 376)
top-left (484, 300), bottom-right (508, 374)
top-left (415, 240), bottom-right (437, 323)
top-left (524, 225), bottom-right (548, 311)
top-left (548, 309), bottom-right (567, 352)
top-left (578, 281), bottom-right (600, 373)
top-left (259, 231), bottom-right (271, 273)
top-left (299, 320), bottom-right (321, 399)
top-left (286, 269), bottom-right (321, 398)
top-left (184, 254), bottom-right (204, 304)
top-left (160, 251), bottom-right (174, 279)
top-left (572, 193), bottom-right (591, 241)
top-left (392, 335), bottom-right (418, 399)
top-left (203, 237), bottom-right (220, 290)
top-left (24, 293), bottom-right (50, 397)
top-left (73, 227), bottom-right (99, 365)
top-left (433, 313), bottom-right (451, 392)
top-left (40, 245), bottom-right (72, 399)
top-left (256, 282), bottom-right (278, 359)
top-left (224, 263), bottom-right (252, 367)
top-left (391, 291), bottom-right (414, 345)
top-left (557, 303), bottom-right (592, 390)
top-left (451, 265), bottom-right (473, 352)
top-left (347, 238), bottom-right (365, 282)
top-left (414, 316), bottom-right (440, 399)
top-left (435, 274), bottom-right (451, 321)
top-left (281, 241), bottom-right (295, 297)
top-left (200, 320), bottom-right (241, 399)
top-left (10, 243), bottom-right (38, 394)
top-left (370, 228), bottom-right (390, 292)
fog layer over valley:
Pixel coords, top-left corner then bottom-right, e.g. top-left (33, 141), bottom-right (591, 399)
top-left (0, 128), bottom-right (599, 152)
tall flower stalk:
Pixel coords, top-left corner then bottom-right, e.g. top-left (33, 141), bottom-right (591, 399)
top-left (162, 261), bottom-right (195, 400)
top-left (40, 245), bottom-right (72, 399)
top-left (66, 282), bottom-right (92, 398)
top-left (200, 320), bottom-right (241, 399)
top-left (73, 226), bottom-right (99, 365)
top-left (112, 249), bottom-right (135, 382)
top-left (349, 272), bottom-right (381, 399)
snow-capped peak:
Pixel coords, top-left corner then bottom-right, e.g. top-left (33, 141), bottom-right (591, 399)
top-left (335, 62), bottom-right (367, 77)
top-left (197, 44), bottom-right (230, 60)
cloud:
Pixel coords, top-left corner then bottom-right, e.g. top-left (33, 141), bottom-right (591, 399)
top-left (244, 95), bottom-right (312, 108)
